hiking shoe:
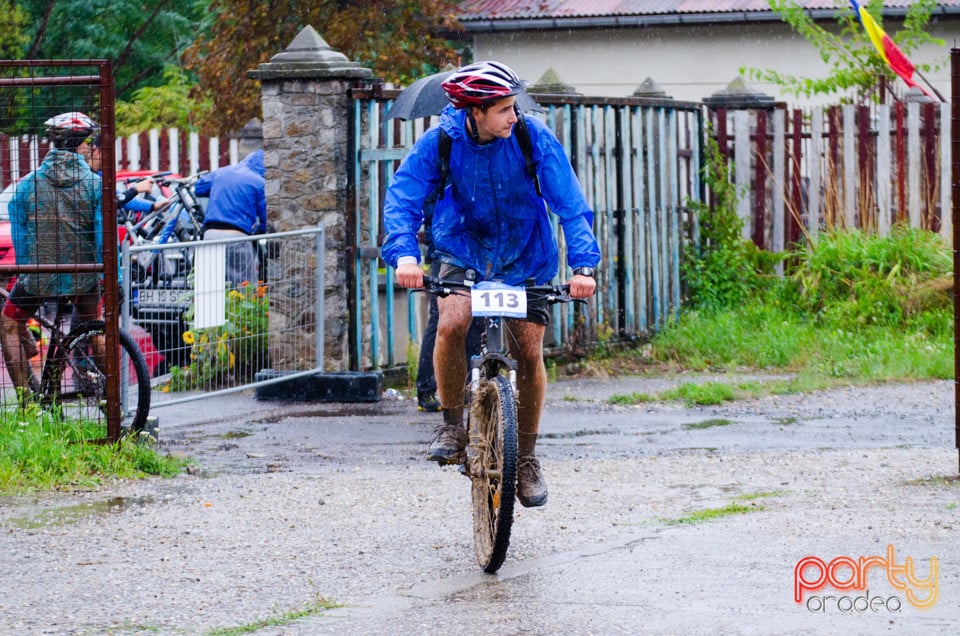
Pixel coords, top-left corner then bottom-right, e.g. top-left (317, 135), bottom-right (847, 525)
top-left (417, 392), bottom-right (442, 412)
top-left (426, 423), bottom-right (467, 464)
top-left (517, 455), bottom-right (548, 508)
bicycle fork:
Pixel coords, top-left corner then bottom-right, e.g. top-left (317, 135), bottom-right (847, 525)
top-left (471, 317), bottom-right (517, 394)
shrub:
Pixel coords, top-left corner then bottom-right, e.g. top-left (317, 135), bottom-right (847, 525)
top-left (165, 283), bottom-right (269, 391)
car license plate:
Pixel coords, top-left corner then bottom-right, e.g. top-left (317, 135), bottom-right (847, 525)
top-left (137, 288), bottom-right (191, 307)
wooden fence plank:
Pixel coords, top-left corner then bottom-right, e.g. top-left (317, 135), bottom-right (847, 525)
top-left (877, 104), bottom-right (892, 236)
top-left (734, 110), bottom-right (751, 240)
top-left (808, 107), bottom-right (823, 243)
top-left (908, 102), bottom-right (921, 227)
top-left (843, 105), bottom-right (856, 229)
top-left (772, 108), bottom-right (785, 272)
top-left (940, 101), bottom-right (952, 240)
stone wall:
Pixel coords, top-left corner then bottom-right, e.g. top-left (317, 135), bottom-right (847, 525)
top-left (250, 26), bottom-right (373, 371)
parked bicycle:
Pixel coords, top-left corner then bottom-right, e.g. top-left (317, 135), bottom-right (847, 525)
top-left (119, 172), bottom-right (207, 371)
top-left (420, 275), bottom-right (578, 573)
top-left (0, 287), bottom-right (151, 435)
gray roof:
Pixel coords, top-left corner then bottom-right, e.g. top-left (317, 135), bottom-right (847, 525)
top-left (457, 1), bottom-right (960, 28)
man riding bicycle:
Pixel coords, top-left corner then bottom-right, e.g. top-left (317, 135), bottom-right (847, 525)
top-left (1, 112), bottom-right (103, 395)
top-left (382, 61), bottom-right (600, 508)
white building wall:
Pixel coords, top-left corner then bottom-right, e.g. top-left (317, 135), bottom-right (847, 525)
top-left (471, 20), bottom-right (956, 105)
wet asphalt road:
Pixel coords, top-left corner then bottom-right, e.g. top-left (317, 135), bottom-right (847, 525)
top-left (147, 374), bottom-right (960, 635)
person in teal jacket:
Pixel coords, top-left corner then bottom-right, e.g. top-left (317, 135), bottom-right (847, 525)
top-left (2, 112), bottom-right (103, 394)
top-left (382, 61), bottom-right (600, 508)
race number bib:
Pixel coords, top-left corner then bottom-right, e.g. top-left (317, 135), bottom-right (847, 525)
top-left (470, 281), bottom-right (527, 318)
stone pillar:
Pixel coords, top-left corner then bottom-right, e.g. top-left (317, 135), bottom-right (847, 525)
top-left (249, 25), bottom-right (373, 371)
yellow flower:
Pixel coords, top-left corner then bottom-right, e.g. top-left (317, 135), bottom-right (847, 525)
top-left (182, 331), bottom-right (195, 345)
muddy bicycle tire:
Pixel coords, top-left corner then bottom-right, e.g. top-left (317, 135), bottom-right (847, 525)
top-left (468, 374), bottom-right (518, 573)
top-left (42, 321), bottom-right (152, 434)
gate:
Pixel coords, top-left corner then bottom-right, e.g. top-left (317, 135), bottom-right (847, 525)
top-left (349, 86), bottom-right (704, 371)
top-left (0, 60), bottom-right (126, 440)
top-left (121, 227), bottom-right (326, 409)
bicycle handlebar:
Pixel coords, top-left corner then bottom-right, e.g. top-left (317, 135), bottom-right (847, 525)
top-left (122, 171), bottom-right (172, 184)
top-left (158, 171), bottom-right (208, 187)
top-left (419, 275), bottom-right (581, 305)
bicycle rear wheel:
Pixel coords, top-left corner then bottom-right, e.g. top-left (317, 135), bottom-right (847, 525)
top-left (467, 374), bottom-right (518, 573)
top-left (42, 321), bottom-right (151, 434)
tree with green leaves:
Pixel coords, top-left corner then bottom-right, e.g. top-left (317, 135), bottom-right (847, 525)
top-left (182, 0), bottom-right (463, 135)
top-left (0, 1), bottom-right (29, 60)
top-left (741, 0), bottom-right (943, 103)
top-left (2, 1), bottom-right (208, 134)
top-left (15, 0), bottom-right (208, 98)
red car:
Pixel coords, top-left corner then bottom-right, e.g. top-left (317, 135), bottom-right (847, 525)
top-left (0, 182), bottom-right (15, 266)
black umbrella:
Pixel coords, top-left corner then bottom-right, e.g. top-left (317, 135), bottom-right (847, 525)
top-left (385, 70), bottom-right (542, 121)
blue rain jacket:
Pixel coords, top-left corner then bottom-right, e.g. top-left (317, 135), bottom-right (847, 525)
top-left (9, 149), bottom-right (103, 296)
top-left (382, 106), bottom-right (600, 285)
top-left (196, 150), bottom-right (266, 234)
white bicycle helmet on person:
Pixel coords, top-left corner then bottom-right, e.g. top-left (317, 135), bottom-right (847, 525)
top-left (441, 61), bottom-right (527, 109)
top-left (44, 111), bottom-right (99, 149)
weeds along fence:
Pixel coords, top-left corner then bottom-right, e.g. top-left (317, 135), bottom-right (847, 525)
top-left (711, 100), bottom-right (952, 258)
top-left (121, 227), bottom-right (325, 410)
top-left (349, 86), bottom-right (705, 367)
top-left (1, 128), bottom-right (236, 188)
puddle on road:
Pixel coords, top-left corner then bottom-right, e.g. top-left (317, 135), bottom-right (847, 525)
top-left (7, 495), bottom-right (157, 530)
top-left (262, 406), bottom-right (389, 423)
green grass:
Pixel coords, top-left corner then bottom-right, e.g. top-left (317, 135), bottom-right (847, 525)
top-left (660, 491), bottom-right (785, 526)
top-left (607, 391), bottom-right (655, 405)
top-left (0, 408), bottom-right (188, 495)
top-left (205, 596), bottom-right (340, 636)
top-left (648, 305), bottom-right (953, 382)
top-left (662, 502), bottom-right (759, 526)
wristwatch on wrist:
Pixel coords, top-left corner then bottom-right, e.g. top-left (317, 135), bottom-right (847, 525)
top-left (572, 266), bottom-right (595, 278)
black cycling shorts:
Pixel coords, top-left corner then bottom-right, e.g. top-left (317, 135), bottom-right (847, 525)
top-left (437, 263), bottom-right (550, 326)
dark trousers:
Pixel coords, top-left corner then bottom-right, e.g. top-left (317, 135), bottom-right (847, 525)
top-left (416, 261), bottom-right (483, 395)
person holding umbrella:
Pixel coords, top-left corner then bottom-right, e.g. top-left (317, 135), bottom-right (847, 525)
top-left (381, 61), bottom-right (600, 508)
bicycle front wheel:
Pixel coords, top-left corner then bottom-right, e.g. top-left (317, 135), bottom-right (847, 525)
top-left (43, 321), bottom-right (152, 434)
top-left (467, 374), bottom-right (518, 574)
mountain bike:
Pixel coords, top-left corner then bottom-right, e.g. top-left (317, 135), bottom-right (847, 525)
top-left (420, 275), bottom-right (577, 573)
top-left (0, 288), bottom-right (151, 435)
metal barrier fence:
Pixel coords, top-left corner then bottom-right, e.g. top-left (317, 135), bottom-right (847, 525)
top-left (121, 227), bottom-right (326, 409)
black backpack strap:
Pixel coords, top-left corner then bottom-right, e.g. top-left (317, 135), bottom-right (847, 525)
top-left (513, 107), bottom-right (542, 198)
top-left (435, 129), bottom-right (452, 201)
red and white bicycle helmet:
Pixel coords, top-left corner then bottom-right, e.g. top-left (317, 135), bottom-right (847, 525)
top-left (442, 61), bottom-right (526, 109)
top-left (44, 111), bottom-right (99, 140)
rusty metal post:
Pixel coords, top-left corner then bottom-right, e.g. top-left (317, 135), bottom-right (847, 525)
top-left (97, 60), bottom-right (121, 442)
top-left (951, 48), bottom-right (960, 475)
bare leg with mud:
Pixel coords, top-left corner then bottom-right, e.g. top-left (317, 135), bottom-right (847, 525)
top-left (508, 319), bottom-right (549, 507)
top-left (426, 293), bottom-right (473, 463)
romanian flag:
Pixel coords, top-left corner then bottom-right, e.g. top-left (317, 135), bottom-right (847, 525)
top-left (848, 0), bottom-right (925, 92)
